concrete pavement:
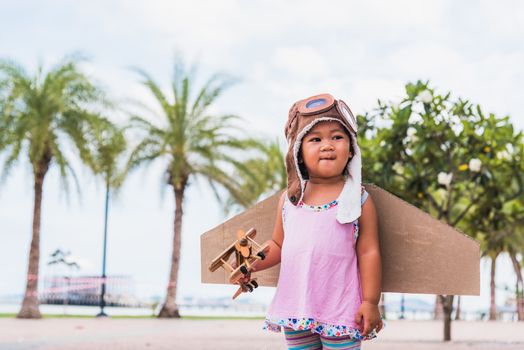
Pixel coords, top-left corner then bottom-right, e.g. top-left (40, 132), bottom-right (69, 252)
top-left (1, 318), bottom-right (523, 349)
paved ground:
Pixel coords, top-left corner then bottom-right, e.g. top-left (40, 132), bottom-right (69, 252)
top-left (1, 318), bottom-right (523, 349)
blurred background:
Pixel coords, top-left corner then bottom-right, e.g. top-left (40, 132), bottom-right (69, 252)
top-left (1, 0), bottom-right (523, 340)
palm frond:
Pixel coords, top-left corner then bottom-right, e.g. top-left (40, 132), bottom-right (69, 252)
top-left (0, 56), bottom-right (116, 195)
top-left (131, 67), bottom-right (173, 119)
top-left (190, 74), bottom-right (236, 118)
top-left (126, 137), bottom-right (164, 173)
top-left (193, 163), bottom-right (248, 207)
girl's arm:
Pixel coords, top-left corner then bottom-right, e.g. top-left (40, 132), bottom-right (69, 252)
top-left (356, 194), bottom-right (382, 304)
top-left (233, 192), bottom-right (285, 278)
top-left (252, 192), bottom-right (285, 271)
top-left (355, 193), bottom-right (383, 336)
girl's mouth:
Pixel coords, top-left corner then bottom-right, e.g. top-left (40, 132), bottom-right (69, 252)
top-left (319, 153), bottom-right (336, 161)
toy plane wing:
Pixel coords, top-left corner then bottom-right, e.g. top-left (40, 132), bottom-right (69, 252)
top-left (200, 184), bottom-right (480, 296)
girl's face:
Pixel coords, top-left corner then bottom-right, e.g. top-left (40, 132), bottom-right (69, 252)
top-left (299, 121), bottom-right (352, 180)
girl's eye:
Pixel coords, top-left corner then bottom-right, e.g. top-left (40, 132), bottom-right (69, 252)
top-left (308, 135), bottom-right (344, 142)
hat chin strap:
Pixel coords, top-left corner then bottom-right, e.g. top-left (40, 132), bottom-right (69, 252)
top-left (336, 131), bottom-right (362, 224)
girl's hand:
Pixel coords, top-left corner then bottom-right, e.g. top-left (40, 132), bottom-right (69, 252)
top-left (237, 265), bottom-right (255, 284)
top-left (228, 256), bottom-right (256, 284)
top-left (355, 301), bottom-right (383, 337)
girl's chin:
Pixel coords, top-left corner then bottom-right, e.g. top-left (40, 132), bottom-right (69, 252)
top-left (310, 169), bottom-right (345, 178)
top-left (317, 162), bottom-right (344, 171)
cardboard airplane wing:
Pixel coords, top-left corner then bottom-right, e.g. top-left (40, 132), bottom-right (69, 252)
top-left (201, 183), bottom-right (480, 296)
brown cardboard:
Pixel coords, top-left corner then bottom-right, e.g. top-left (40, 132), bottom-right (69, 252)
top-left (201, 184), bottom-right (480, 296)
top-left (201, 191), bottom-right (281, 287)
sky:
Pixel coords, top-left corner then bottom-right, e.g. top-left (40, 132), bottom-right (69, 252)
top-left (1, 0), bottom-right (523, 311)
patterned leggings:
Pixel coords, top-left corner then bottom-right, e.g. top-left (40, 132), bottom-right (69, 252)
top-left (284, 327), bottom-right (361, 350)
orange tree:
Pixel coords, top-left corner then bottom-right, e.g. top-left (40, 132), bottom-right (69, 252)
top-left (358, 80), bottom-right (523, 340)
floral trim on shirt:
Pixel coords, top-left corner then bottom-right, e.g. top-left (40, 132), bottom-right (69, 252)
top-left (353, 220), bottom-right (360, 241)
top-left (296, 185), bottom-right (368, 212)
top-left (263, 317), bottom-right (379, 340)
top-left (298, 198), bottom-right (339, 211)
top-left (293, 199), bottom-right (362, 240)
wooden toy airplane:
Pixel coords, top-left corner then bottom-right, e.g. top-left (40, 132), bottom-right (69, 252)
top-left (209, 228), bottom-right (269, 299)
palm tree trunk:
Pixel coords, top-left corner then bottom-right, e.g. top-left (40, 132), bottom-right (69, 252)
top-left (158, 186), bottom-right (185, 318)
top-left (434, 295), bottom-right (443, 320)
top-left (509, 252), bottom-right (524, 321)
top-left (441, 295), bottom-right (454, 341)
top-left (455, 296), bottom-right (461, 320)
top-left (489, 254), bottom-right (498, 320)
top-left (17, 166), bottom-right (48, 319)
top-left (379, 293), bottom-right (386, 319)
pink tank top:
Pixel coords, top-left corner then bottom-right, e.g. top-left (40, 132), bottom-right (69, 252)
top-left (263, 183), bottom-right (377, 340)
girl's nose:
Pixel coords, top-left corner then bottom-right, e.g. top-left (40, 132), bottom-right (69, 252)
top-left (320, 143), bottom-right (335, 151)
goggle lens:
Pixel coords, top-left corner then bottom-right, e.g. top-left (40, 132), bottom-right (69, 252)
top-left (305, 98), bottom-right (327, 109)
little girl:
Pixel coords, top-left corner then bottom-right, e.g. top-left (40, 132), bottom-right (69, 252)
top-left (244, 93), bottom-right (383, 349)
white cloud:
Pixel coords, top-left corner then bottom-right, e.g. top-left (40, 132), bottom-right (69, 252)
top-left (271, 46), bottom-right (330, 79)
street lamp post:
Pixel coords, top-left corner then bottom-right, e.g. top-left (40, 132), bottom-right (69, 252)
top-left (96, 182), bottom-right (110, 317)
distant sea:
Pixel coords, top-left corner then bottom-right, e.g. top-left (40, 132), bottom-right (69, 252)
top-left (0, 303), bottom-right (268, 317)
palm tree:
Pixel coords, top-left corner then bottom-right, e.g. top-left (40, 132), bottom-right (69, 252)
top-left (0, 56), bottom-right (111, 318)
top-left (128, 60), bottom-right (261, 317)
top-left (479, 224), bottom-right (524, 321)
top-left (222, 137), bottom-right (287, 215)
top-left (484, 242), bottom-right (505, 320)
top-left (508, 143), bottom-right (524, 321)
top-left (483, 196), bottom-right (524, 321)
top-left (510, 249), bottom-right (524, 320)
